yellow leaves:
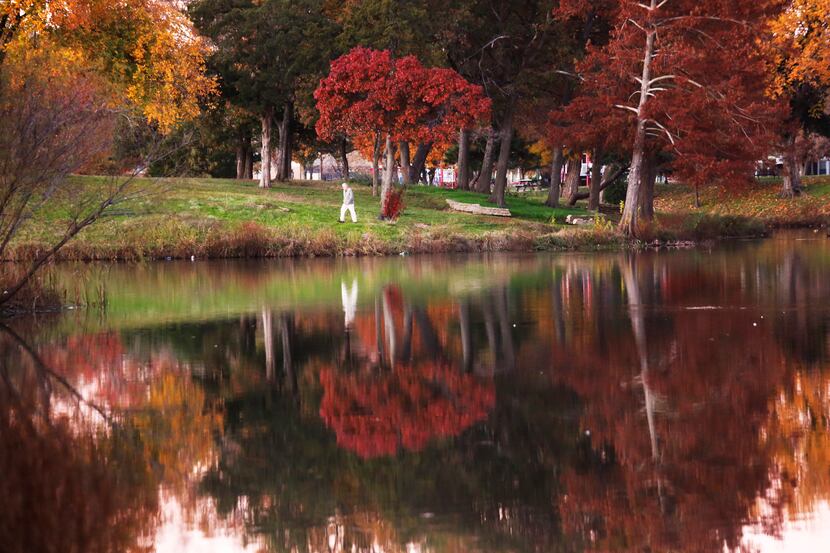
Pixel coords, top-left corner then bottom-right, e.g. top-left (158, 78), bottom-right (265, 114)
top-left (124, 9), bottom-right (217, 132)
top-left (768, 0), bottom-right (830, 95)
top-left (529, 140), bottom-right (553, 167)
top-left (2, 0), bottom-right (216, 133)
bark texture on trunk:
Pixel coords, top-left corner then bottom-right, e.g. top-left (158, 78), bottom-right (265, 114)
top-left (781, 135), bottom-right (802, 198)
top-left (381, 134), bottom-right (396, 205)
top-left (457, 128), bottom-right (471, 190)
top-left (489, 113), bottom-right (514, 208)
top-left (259, 108), bottom-right (273, 188)
top-left (475, 127), bottom-right (496, 193)
top-left (236, 147), bottom-right (244, 180)
top-left (245, 147), bottom-right (253, 179)
top-left (639, 152), bottom-right (656, 221)
top-left (409, 142), bottom-right (432, 183)
top-left (563, 157), bottom-right (582, 206)
top-left (371, 133), bottom-right (381, 196)
top-left (235, 130), bottom-right (251, 180)
top-left (588, 147), bottom-right (603, 211)
top-left (399, 141), bottom-right (411, 184)
top-left (545, 145), bottom-right (564, 207)
top-left (619, 5), bottom-right (656, 236)
top-left (339, 137), bottom-right (350, 180)
top-left (275, 102), bottom-right (293, 182)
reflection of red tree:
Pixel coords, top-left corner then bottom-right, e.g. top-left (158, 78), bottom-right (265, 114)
top-left (549, 264), bottom-right (790, 552)
top-left (40, 333), bottom-right (124, 378)
top-left (319, 361), bottom-right (495, 458)
top-left (38, 332), bottom-right (152, 409)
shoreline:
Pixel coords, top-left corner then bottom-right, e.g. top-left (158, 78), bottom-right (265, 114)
top-left (7, 175), bottom-right (830, 265)
top-left (4, 223), bottom-right (784, 264)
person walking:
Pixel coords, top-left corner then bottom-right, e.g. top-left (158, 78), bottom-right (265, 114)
top-left (339, 182), bottom-right (357, 223)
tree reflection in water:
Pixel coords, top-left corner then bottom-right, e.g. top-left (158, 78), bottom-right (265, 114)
top-left (0, 325), bottom-right (158, 553)
top-left (3, 236), bottom-right (830, 552)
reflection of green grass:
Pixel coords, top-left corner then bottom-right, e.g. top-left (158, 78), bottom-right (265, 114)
top-left (43, 255), bottom-right (565, 331)
top-left (11, 177), bottom-right (602, 260)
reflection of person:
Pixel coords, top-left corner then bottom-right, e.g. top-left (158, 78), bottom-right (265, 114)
top-left (339, 182), bottom-right (357, 223)
top-left (341, 278), bottom-right (358, 328)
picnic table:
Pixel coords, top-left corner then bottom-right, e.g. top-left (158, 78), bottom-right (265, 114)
top-left (510, 180), bottom-right (542, 193)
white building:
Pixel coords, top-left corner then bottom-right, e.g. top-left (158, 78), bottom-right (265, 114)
top-left (806, 158), bottom-right (830, 176)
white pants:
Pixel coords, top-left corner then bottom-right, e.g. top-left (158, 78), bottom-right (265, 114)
top-left (340, 203), bottom-right (357, 222)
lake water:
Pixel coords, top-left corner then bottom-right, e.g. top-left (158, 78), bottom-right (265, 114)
top-left (3, 231), bottom-right (830, 552)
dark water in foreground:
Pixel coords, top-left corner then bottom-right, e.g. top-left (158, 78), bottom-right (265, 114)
top-left (3, 231), bottom-right (830, 552)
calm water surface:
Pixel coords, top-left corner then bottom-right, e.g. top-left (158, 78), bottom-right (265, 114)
top-left (3, 231), bottom-right (830, 552)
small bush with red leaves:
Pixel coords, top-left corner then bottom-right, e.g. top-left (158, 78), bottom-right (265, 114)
top-left (381, 188), bottom-right (405, 220)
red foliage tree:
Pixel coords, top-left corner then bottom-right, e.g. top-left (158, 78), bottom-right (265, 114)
top-left (555, 0), bottom-right (784, 235)
top-left (315, 47), bottom-right (491, 209)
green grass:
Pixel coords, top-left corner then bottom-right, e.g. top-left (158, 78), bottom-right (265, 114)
top-left (9, 176), bottom-right (606, 261)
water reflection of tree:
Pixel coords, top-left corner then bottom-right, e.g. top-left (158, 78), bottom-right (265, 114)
top-left (319, 285), bottom-right (496, 459)
top-left (547, 253), bottom-right (822, 552)
top-left (11, 237), bottom-right (830, 553)
top-left (194, 284), bottom-right (582, 552)
top-left (0, 325), bottom-right (158, 553)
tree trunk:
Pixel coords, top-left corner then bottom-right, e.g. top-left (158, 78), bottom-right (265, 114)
top-left (457, 128), bottom-right (471, 190)
top-left (399, 141), bottom-right (411, 185)
top-left (619, 12), bottom-right (656, 236)
top-left (409, 142), bottom-right (432, 183)
top-left (563, 157), bottom-right (581, 206)
top-left (381, 134), bottom-right (396, 208)
top-left (339, 137), bottom-right (350, 180)
top-left (475, 127), bottom-right (496, 194)
top-left (588, 147), bottom-right (603, 210)
top-left (245, 146), bottom-right (253, 179)
top-left (489, 113), bottom-right (514, 208)
top-left (235, 130), bottom-right (249, 180)
top-left (781, 135), bottom-right (802, 198)
top-left (371, 132), bottom-right (381, 196)
top-left (640, 152), bottom-right (656, 221)
top-left (259, 108), bottom-right (273, 188)
top-left (276, 102), bottom-right (293, 181)
top-left (546, 145), bottom-right (564, 207)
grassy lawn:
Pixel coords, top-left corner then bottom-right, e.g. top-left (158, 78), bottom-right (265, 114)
top-left (9, 176), bottom-right (613, 260)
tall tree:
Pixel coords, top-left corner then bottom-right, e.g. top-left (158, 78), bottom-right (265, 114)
top-left (570, 0), bottom-right (782, 235)
top-left (191, 0), bottom-right (338, 187)
top-left (315, 47), bottom-right (490, 211)
top-left (440, 0), bottom-right (569, 207)
top-left (767, 0), bottom-right (830, 197)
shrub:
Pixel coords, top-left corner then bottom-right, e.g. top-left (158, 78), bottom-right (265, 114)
top-left (381, 188), bottom-right (406, 220)
top-left (603, 174), bottom-right (628, 205)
